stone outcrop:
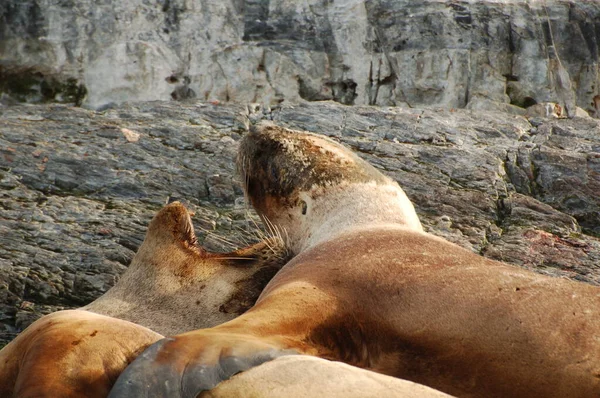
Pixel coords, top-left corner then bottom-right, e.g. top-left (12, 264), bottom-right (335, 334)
top-left (1, 1), bottom-right (599, 114)
top-left (1, 100), bottom-right (599, 347)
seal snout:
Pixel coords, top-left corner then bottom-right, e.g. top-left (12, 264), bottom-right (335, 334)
top-left (145, 201), bottom-right (200, 251)
top-left (238, 123), bottom-right (390, 205)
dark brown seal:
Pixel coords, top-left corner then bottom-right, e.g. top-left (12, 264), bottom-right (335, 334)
top-left (109, 124), bottom-right (600, 398)
top-left (0, 202), bottom-right (288, 398)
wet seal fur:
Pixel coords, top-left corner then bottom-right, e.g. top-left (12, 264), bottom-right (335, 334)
top-left (0, 202), bottom-right (288, 398)
top-left (110, 124), bottom-right (600, 398)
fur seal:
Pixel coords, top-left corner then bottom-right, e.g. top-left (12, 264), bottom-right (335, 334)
top-left (202, 355), bottom-right (453, 398)
top-left (0, 202), bottom-right (287, 398)
top-left (110, 124), bottom-right (600, 398)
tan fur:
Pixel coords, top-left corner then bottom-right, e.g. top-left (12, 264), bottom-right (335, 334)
top-left (109, 124), bottom-right (600, 398)
top-left (593, 95), bottom-right (600, 118)
top-left (0, 202), bottom-right (287, 398)
top-left (84, 202), bottom-right (287, 335)
top-left (0, 311), bottom-right (161, 398)
top-left (202, 355), bottom-right (453, 398)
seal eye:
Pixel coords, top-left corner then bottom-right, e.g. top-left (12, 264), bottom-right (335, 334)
top-left (300, 200), bottom-right (308, 215)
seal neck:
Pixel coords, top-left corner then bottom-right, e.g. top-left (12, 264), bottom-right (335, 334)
top-left (290, 182), bottom-right (423, 254)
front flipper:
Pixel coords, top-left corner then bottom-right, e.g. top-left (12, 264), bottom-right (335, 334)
top-left (108, 331), bottom-right (297, 398)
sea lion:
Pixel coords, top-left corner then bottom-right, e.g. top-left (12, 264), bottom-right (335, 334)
top-left (0, 202), bottom-right (288, 398)
top-left (83, 202), bottom-right (288, 335)
top-left (202, 355), bottom-right (453, 398)
top-left (110, 123), bottom-right (600, 398)
top-left (0, 311), bottom-right (161, 398)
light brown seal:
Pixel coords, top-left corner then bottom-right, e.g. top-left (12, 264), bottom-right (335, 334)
top-left (0, 202), bottom-right (287, 398)
top-left (109, 123), bottom-right (600, 398)
top-left (203, 355), bottom-right (453, 398)
top-left (83, 202), bottom-right (288, 335)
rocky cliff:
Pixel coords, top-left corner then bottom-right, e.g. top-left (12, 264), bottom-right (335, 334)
top-left (1, 0), bottom-right (600, 349)
top-left (1, 100), bottom-right (599, 347)
top-left (1, 0), bottom-right (600, 114)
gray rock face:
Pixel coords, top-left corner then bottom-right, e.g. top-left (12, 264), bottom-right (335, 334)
top-left (1, 100), bottom-right (599, 348)
top-left (1, 1), bottom-right (599, 114)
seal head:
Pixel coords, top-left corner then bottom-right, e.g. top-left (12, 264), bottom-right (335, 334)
top-left (85, 201), bottom-right (289, 335)
top-left (0, 201), bottom-right (289, 398)
top-left (238, 122), bottom-right (422, 253)
top-left (110, 123), bottom-right (600, 398)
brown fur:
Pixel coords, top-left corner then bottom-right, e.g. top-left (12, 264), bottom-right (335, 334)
top-left (593, 95), bottom-right (600, 118)
top-left (109, 124), bottom-right (600, 398)
top-left (85, 202), bottom-right (288, 335)
top-left (0, 202), bottom-right (288, 398)
top-left (0, 311), bottom-right (161, 398)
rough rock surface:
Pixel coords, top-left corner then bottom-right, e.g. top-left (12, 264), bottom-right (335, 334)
top-left (1, 1), bottom-right (600, 114)
top-left (1, 100), bottom-right (599, 348)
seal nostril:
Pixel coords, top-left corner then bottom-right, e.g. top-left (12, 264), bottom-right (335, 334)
top-left (301, 201), bottom-right (308, 215)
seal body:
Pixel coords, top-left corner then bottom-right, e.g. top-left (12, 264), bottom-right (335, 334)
top-left (0, 202), bottom-right (287, 398)
top-left (83, 202), bottom-right (288, 336)
top-left (110, 124), bottom-right (600, 398)
top-left (202, 355), bottom-right (453, 398)
top-left (0, 310), bottom-right (161, 398)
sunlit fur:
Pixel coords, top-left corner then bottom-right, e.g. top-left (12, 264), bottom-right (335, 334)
top-left (108, 124), bottom-right (600, 398)
top-left (237, 122), bottom-right (422, 254)
top-left (0, 202), bottom-right (289, 398)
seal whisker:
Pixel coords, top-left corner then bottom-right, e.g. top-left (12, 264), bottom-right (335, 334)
top-left (280, 225), bottom-right (291, 256)
top-left (236, 152), bottom-right (251, 207)
top-left (244, 164), bottom-right (252, 209)
top-left (260, 214), bottom-right (289, 257)
top-left (230, 225), bottom-right (252, 246)
top-left (194, 224), bottom-right (239, 248)
top-left (262, 215), bottom-right (276, 238)
top-left (257, 235), bottom-right (276, 254)
top-left (2, 200), bottom-right (293, 398)
top-left (265, 216), bottom-right (283, 245)
top-left (246, 212), bottom-right (271, 242)
top-left (251, 218), bottom-right (277, 247)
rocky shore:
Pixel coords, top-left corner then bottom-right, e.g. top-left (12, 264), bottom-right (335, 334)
top-left (1, 100), bottom-right (599, 347)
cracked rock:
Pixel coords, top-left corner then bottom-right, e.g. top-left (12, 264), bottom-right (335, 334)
top-left (1, 100), bottom-right (599, 348)
top-left (1, 1), bottom-right (599, 115)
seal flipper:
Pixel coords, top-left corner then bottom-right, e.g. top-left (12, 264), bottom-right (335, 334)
top-left (108, 335), bottom-right (297, 398)
top-left (181, 350), bottom-right (294, 395)
top-left (106, 338), bottom-right (179, 398)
